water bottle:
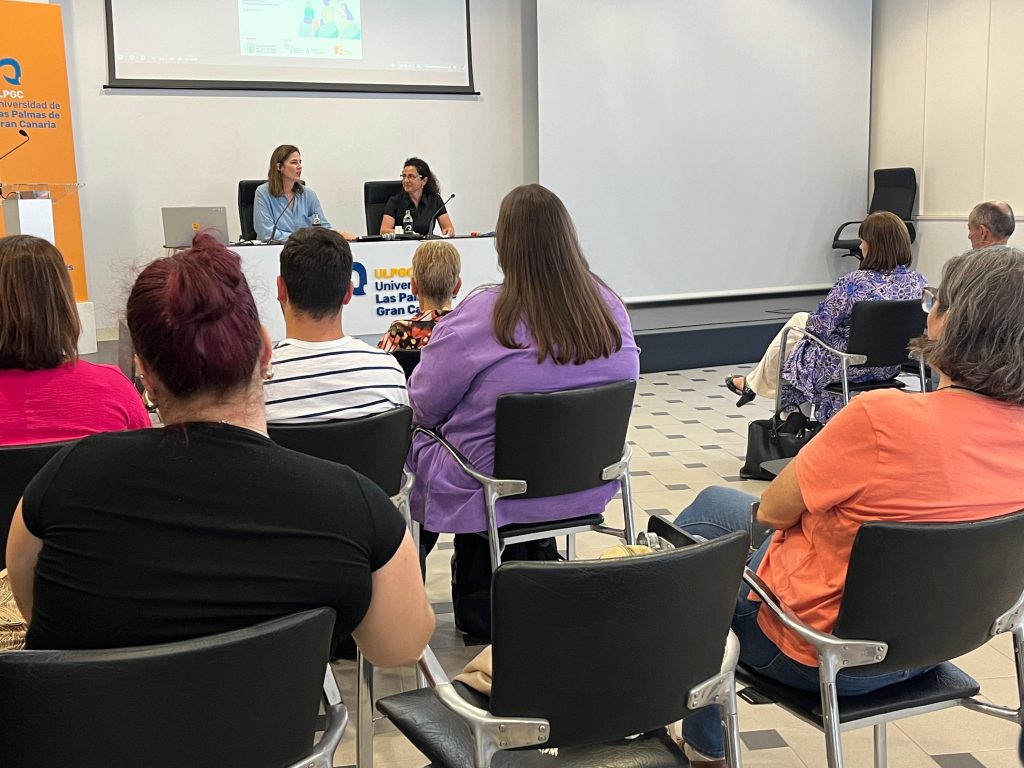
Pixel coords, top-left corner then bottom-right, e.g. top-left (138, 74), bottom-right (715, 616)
top-left (402, 210), bottom-right (414, 234)
top-left (311, 213), bottom-right (321, 227)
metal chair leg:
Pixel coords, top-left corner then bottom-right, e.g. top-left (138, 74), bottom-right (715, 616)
top-left (620, 469), bottom-right (637, 545)
top-left (566, 533), bottom-right (576, 561)
top-left (819, 658), bottom-right (845, 768)
top-left (873, 723), bottom-right (887, 768)
top-left (356, 651), bottom-right (375, 768)
top-left (721, 677), bottom-right (743, 768)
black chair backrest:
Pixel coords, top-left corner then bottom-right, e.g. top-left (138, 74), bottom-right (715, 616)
top-left (868, 167), bottom-right (917, 221)
top-left (493, 380), bottom-right (636, 498)
top-left (238, 179), bottom-right (263, 241)
top-left (0, 440), bottom-right (75, 569)
top-left (490, 531), bottom-right (749, 747)
top-left (267, 406), bottom-right (412, 496)
top-left (392, 349), bottom-right (421, 379)
top-left (845, 299), bottom-right (926, 369)
top-left (364, 180), bottom-right (403, 235)
top-left (0, 608), bottom-right (334, 768)
top-left (835, 511), bottom-right (1024, 672)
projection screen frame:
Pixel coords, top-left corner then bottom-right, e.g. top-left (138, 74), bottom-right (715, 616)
top-left (102, 0), bottom-right (477, 95)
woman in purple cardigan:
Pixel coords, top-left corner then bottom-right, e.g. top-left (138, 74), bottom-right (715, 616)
top-left (406, 184), bottom-right (640, 573)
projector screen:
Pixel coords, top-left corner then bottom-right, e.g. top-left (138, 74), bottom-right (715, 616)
top-left (104, 0), bottom-right (474, 93)
top-left (538, 0), bottom-right (872, 302)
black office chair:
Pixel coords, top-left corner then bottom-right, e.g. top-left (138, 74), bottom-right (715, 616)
top-left (0, 608), bottom-right (346, 768)
top-left (833, 168), bottom-right (918, 258)
top-left (738, 511), bottom-right (1024, 768)
top-left (378, 530), bottom-right (751, 768)
top-left (238, 179), bottom-right (263, 241)
top-left (0, 440), bottom-right (75, 569)
top-left (774, 299), bottom-right (927, 411)
top-left (392, 348), bottom-right (421, 379)
top-left (364, 180), bottom-right (403, 235)
top-left (415, 380), bottom-right (639, 572)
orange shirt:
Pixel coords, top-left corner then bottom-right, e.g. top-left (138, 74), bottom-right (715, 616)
top-left (757, 388), bottom-right (1024, 666)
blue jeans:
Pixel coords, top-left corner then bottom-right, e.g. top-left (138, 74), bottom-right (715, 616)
top-left (673, 486), bottom-right (930, 759)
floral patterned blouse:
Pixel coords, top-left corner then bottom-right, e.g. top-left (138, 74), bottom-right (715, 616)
top-left (377, 308), bottom-right (452, 352)
top-left (781, 265), bottom-right (926, 422)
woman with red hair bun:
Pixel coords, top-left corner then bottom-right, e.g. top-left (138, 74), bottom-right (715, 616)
top-left (6, 233), bottom-right (434, 664)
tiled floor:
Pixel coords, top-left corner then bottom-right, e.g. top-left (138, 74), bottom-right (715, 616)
top-left (328, 364), bottom-right (1023, 767)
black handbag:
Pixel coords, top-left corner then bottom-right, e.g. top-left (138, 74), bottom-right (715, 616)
top-left (739, 411), bottom-right (822, 480)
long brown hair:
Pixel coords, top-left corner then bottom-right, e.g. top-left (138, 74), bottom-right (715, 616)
top-left (492, 184), bottom-right (622, 365)
top-left (0, 235), bottom-right (81, 370)
top-left (267, 144), bottom-right (303, 198)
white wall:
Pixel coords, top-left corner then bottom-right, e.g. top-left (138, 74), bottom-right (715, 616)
top-left (51, 0), bottom-right (538, 331)
top-left (871, 0), bottom-right (1023, 283)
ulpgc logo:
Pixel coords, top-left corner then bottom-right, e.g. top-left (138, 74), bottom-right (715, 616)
top-left (0, 58), bottom-right (24, 98)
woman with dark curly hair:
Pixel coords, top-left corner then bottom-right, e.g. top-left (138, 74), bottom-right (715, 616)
top-left (380, 156), bottom-right (455, 237)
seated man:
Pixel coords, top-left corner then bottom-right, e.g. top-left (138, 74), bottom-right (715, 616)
top-left (264, 227), bottom-right (408, 422)
top-left (378, 240), bottom-right (462, 352)
top-left (674, 246), bottom-right (1024, 766)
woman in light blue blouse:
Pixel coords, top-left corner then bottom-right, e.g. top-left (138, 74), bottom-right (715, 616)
top-left (253, 145), bottom-right (356, 242)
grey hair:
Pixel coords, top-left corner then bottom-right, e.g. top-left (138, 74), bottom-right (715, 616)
top-left (913, 245), bottom-right (1024, 404)
top-left (969, 201), bottom-right (1015, 240)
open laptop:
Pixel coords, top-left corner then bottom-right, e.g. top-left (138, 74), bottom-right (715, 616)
top-left (161, 206), bottom-right (229, 248)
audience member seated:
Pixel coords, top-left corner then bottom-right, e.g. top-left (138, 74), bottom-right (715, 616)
top-left (0, 235), bottom-right (149, 445)
top-left (380, 157), bottom-right (455, 237)
top-left (378, 240), bottom-right (462, 352)
top-left (967, 199), bottom-right (1014, 248)
top-left (253, 143), bottom-right (356, 242)
top-left (6, 233), bottom-right (434, 664)
top-left (727, 211), bottom-right (925, 421)
top-left (406, 184), bottom-right (640, 610)
top-left (264, 227), bottom-right (409, 422)
top-left (673, 245), bottom-right (1024, 766)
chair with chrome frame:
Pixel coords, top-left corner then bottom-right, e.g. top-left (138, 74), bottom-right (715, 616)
top-left (0, 608), bottom-right (347, 768)
top-left (414, 379), bottom-right (639, 573)
top-left (737, 510), bottom-right (1024, 768)
top-left (0, 440), bottom-right (76, 570)
top-left (267, 405), bottom-right (415, 528)
top-left (774, 299), bottom-right (927, 413)
top-left (377, 530), bottom-right (751, 768)
top-left (268, 408), bottom-right (417, 768)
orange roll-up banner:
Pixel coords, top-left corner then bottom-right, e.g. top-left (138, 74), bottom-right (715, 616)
top-left (0, 0), bottom-right (87, 300)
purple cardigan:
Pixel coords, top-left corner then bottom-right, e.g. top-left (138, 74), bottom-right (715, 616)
top-left (407, 283), bottom-right (641, 534)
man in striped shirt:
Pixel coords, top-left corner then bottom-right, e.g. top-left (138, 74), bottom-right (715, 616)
top-left (263, 227), bottom-right (409, 423)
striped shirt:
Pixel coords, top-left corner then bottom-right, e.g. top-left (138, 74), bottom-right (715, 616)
top-left (264, 337), bottom-right (409, 423)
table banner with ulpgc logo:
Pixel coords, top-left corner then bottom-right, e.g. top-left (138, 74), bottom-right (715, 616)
top-left (0, 1), bottom-right (87, 300)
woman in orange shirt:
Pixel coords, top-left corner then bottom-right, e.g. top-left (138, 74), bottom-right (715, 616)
top-left (674, 245), bottom-right (1024, 766)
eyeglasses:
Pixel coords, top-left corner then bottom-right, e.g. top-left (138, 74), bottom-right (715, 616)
top-left (921, 286), bottom-right (938, 313)
top-left (400, 173), bottom-right (423, 180)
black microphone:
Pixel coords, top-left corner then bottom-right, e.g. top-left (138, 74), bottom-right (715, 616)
top-left (0, 129), bottom-right (29, 163)
top-left (424, 193), bottom-right (455, 238)
top-left (267, 195), bottom-right (294, 244)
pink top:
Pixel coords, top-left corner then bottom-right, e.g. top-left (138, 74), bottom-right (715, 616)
top-left (0, 361), bottom-right (151, 446)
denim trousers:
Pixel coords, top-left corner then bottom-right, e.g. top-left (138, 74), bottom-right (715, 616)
top-left (673, 486), bottom-right (929, 758)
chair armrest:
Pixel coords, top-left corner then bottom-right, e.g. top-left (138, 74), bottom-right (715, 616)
top-left (743, 568), bottom-right (887, 669)
top-left (417, 645), bottom-right (451, 686)
top-left (779, 326), bottom-right (868, 367)
top-left (688, 629), bottom-right (741, 710)
top-left (414, 426), bottom-right (527, 498)
top-left (992, 590), bottom-right (1024, 635)
top-left (283, 666), bottom-right (349, 768)
top-left (832, 220), bottom-right (863, 244)
top-left (601, 442), bottom-right (632, 481)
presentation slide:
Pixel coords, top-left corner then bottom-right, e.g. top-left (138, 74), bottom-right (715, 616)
top-left (238, 1), bottom-right (363, 61)
top-left (106, 0), bottom-right (472, 92)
